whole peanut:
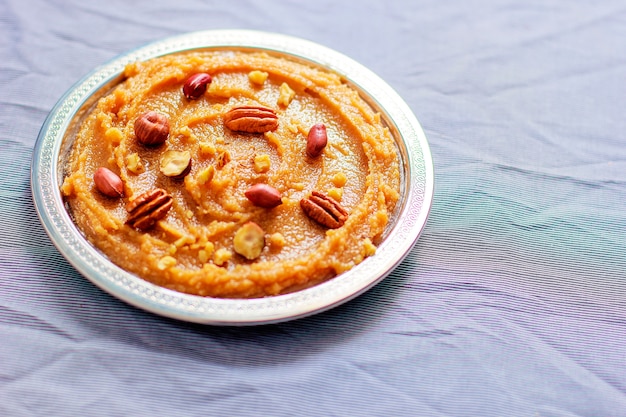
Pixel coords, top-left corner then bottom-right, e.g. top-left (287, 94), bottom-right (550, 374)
top-left (306, 123), bottom-right (327, 158)
top-left (94, 167), bottom-right (124, 198)
top-left (245, 184), bottom-right (283, 208)
top-left (183, 73), bottom-right (212, 100)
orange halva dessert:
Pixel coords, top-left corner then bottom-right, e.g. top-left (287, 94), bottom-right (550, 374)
top-left (61, 50), bottom-right (400, 298)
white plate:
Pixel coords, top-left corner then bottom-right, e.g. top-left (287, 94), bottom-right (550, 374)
top-left (31, 30), bottom-right (433, 325)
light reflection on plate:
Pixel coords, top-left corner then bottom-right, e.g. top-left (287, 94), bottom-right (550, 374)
top-left (31, 30), bottom-right (433, 325)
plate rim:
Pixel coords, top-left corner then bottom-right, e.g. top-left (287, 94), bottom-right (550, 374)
top-left (31, 29), bottom-right (434, 325)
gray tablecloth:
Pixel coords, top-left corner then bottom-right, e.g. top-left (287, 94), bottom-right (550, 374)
top-left (2, 1), bottom-right (625, 415)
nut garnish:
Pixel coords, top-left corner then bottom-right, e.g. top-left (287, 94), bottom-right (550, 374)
top-left (248, 70), bottom-right (269, 85)
top-left (332, 172), bottom-right (347, 187)
top-left (245, 183), bottom-right (283, 208)
top-left (125, 153), bottom-right (144, 174)
top-left (327, 187), bottom-right (343, 202)
top-left (306, 123), bottom-right (328, 158)
top-left (277, 82), bottom-right (296, 107)
top-left (104, 127), bottom-right (123, 145)
top-left (253, 154), bottom-right (271, 173)
top-left (126, 188), bottom-right (173, 230)
top-left (269, 232), bottom-right (286, 249)
top-left (183, 73), bottom-right (212, 100)
top-left (94, 167), bottom-right (124, 198)
top-left (233, 222), bottom-right (265, 260)
top-left (199, 142), bottom-right (216, 157)
top-left (134, 111), bottom-right (170, 146)
top-left (216, 150), bottom-right (231, 169)
top-left (159, 150), bottom-right (192, 178)
top-left (197, 166), bottom-right (215, 185)
top-left (300, 191), bottom-right (348, 229)
top-left (223, 105), bottom-right (278, 133)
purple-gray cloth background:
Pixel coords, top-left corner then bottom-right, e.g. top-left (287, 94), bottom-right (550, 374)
top-left (2, 0), bottom-right (625, 416)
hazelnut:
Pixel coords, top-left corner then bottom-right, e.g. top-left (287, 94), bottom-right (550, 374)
top-left (306, 123), bottom-right (328, 158)
top-left (233, 222), bottom-right (265, 260)
top-left (134, 111), bottom-right (170, 146)
top-left (160, 150), bottom-right (192, 178)
top-left (245, 184), bottom-right (283, 208)
top-left (183, 73), bottom-right (212, 100)
top-left (93, 167), bottom-right (124, 198)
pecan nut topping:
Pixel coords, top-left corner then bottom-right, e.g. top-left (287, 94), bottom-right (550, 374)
top-left (300, 191), bottom-right (349, 229)
top-left (223, 105), bottom-right (279, 133)
top-left (125, 188), bottom-right (173, 230)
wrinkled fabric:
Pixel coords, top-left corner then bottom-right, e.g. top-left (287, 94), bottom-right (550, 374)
top-left (1, 0), bottom-right (626, 416)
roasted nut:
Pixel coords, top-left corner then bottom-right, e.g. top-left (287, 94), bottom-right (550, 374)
top-left (183, 73), bottom-right (212, 100)
top-left (327, 187), bottom-right (343, 202)
top-left (300, 191), bottom-right (348, 229)
top-left (306, 123), bottom-right (328, 158)
top-left (245, 184), bottom-right (283, 208)
top-left (126, 188), bottom-right (173, 230)
top-left (197, 166), bottom-right (215, 185)
top-left (277, 82), bottom-right (296, 107)
top-left (223, 105), bottom-right (278, 133)
top-left (253, 154), bottom-right (271, 173)
top-left (125, 153), bottom-right (144, 174)
top-left (216, 150), bottom-right (231, 169)
top-left (104, 127), bottom-right (123, 145)
top-left (233, 222), bottom-right (265, 260)
top-left (160, 150), bottom-right (192, 178)
top-left (93, 167), bottom-right (124, 198)
top-left (268, 232), bottom-right (286, 249)
top-left (134, 111), bottom-right (170, 146)
top-left (248, 70), bottom-right (268, 85)
top-left (332, 172), bottom-right (347, 187)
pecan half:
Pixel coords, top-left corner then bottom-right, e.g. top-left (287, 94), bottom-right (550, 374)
top-left (125, 188), bottom-right (173, 230)
top-left (223, 105), bottom-right (278, 133)
top-left (300, 191), bottom-right (348, 229)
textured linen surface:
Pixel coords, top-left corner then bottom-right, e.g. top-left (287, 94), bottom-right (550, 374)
top-left (2, 0), bottom-right (626, 416)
